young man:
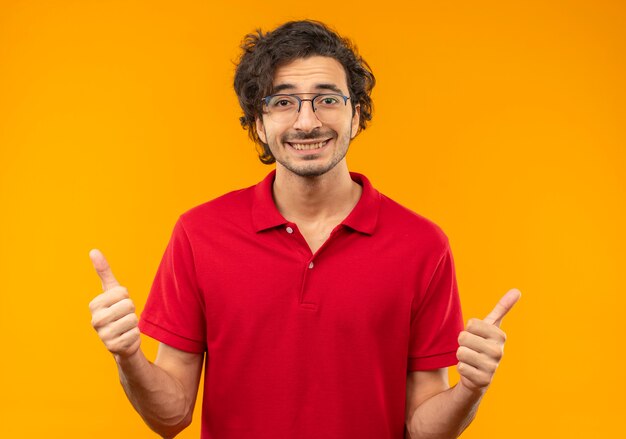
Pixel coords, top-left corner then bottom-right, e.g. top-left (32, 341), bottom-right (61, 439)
top-left (89, 20), bottom-right (520, 439)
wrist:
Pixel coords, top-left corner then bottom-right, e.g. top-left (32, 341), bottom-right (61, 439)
top-left (114, 348), bottom-right (147, 374)
top-left (454, 380), bottom-right (487, 404)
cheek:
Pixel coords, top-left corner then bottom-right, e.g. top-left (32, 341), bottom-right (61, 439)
top-left (264, 126), bottom-right (280, 145)
top-left (262, 122), bottom-right (284, 144)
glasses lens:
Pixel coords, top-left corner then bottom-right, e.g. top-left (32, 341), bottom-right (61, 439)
top-left (265, 95), bottom-right (299, 123)
top-left (313, 94), bottom-right (346, 123)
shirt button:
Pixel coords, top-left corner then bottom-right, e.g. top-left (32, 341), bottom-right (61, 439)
top-left (286, 226), bottom-right (293, 234)
top-left (308, 261), bottom-right (314, 269)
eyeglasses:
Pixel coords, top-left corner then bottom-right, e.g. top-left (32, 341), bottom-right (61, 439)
top-left (261, 93), bottom-right (351, 124)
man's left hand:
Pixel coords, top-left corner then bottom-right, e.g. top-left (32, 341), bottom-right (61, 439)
top-left (456, 289), bottom-right (521, 394)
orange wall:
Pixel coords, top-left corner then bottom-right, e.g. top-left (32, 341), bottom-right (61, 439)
top-left (1, 1), bottom-right (625, 437)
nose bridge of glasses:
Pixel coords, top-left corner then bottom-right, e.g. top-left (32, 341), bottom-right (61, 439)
top-left (293, 97), bottom-right (322, 128)
top-left (297, 97), bottom-right (317, 113)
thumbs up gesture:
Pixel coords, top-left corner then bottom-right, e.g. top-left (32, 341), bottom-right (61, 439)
top-left (88, 249), bottom-right (141, 359)
top-left (456, 289), bottom-right (521, 393)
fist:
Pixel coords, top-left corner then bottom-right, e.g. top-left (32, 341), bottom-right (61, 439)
top-left (456, 289), bottom-right (521, 393)
top-left (88, 249), bottom-right (141, 359)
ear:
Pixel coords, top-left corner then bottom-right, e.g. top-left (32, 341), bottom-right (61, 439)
top-left (255, 117), bottom-right (267, 144)
top-left (350, 104), bottom-right (361, 139)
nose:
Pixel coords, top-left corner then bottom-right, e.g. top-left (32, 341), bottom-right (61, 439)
top-left (292, 99), bottom-right (323, 131)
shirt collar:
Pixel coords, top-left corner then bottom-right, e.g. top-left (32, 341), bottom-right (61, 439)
top-left (342, 172), bottom-right (380, 235)
top-left (251, 170), bottom-right (380, 235)
top-left (251, 170), bottom-right (288, 232)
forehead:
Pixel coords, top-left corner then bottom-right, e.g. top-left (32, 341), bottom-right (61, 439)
top-left (272, 56), bottom-right (348, 92)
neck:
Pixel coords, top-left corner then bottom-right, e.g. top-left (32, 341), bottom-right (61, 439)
top-left (272, 162), bottom-right (361, 223)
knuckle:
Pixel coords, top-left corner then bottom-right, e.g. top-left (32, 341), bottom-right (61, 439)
top-left (458, 330), bottom-right (469, 344)
top-left (108, 341), bottom-right (121, 354)
top-left (467, 318), bottom-right (485, 333)
top-left (120, 298), bottom-right (136, 313)
top-left (98, 326), bottom-right (113, 342)
top-left (488, 360), bottom-right (499, 374)
top-left (481, 372), bottom-right (493, 387)
top-left (90, 311), bottom-right (106, 329)
top-left (88, 295), bottom-right (103, 312)
top-left (103, 339), bottom-right (117, 352)
top-left (90, 316), bottom-right (100, 329)
top-left (456, 346), bottom-right (472, 361)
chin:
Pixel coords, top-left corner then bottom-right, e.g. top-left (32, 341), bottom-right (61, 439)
top-left (286, 165), bottom-right (331, 178)
top-left (281, 157), bottom-right (345, 178)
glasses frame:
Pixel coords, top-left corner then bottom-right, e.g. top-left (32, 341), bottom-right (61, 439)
top-left (261, 93), bottom-right (351, 122)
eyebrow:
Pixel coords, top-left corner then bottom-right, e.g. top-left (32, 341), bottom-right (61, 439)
top-left (271, 83), bottom-right (345, 95)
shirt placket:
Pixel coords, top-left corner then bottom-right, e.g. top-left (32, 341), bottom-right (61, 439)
top-left (282, 222), bottom-right (343, 309)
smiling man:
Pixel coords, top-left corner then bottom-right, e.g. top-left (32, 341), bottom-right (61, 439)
top-left (256, 57), bottom-right (357, 178)
top-left (89, 20), bottom-right (520, 439)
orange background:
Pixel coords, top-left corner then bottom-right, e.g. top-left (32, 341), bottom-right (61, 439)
top-left (1, 0), bottom-right (625, 437)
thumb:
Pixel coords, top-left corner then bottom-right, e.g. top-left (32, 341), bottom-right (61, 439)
top-left (89, 249), bottom-right (121, 291)
top-left (483, 288), bottom-right (522, 327)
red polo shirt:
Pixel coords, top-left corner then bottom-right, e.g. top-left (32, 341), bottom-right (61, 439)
top-left (139, 171), bottom-right (463, 439)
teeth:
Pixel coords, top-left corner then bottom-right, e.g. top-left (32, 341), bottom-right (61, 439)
top-left (290, 140), bottom-right (328, 150)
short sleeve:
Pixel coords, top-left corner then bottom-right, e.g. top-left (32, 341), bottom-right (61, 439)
top-left (408, 244), bottom-right (464, 371)
top-left (138, 218), bottom-right (207, 353)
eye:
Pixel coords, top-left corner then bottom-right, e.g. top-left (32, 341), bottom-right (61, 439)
top-left (315, 95), bottom-right (341, 107)
top-left (268, 96), bottom-right (297, 109)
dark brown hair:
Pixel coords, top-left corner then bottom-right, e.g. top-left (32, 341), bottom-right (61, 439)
top-left (234, 20), bottom-right (376, 164)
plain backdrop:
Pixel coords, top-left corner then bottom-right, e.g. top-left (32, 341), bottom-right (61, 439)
top-left (1, 0), bottom-right (625, 437)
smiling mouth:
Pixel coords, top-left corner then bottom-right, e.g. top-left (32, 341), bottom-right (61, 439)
top-left (287, 139), bottom-right (330, 151)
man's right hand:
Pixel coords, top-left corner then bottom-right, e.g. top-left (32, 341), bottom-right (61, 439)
top-left (89, 249), bottom-right (141, 359)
